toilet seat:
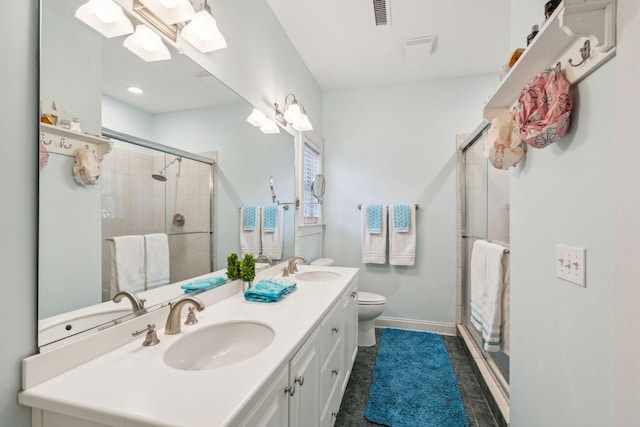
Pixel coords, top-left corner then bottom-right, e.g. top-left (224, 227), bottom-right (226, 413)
top-left (358, 291), bottom-right (386, 305)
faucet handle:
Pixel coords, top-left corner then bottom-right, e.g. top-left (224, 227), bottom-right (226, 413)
top-left (132, 323), bottom-right (160, 346)
top-left (185, 306), bottom-right (199, 326)
top-left (282, 266), bottom-right (290, 277)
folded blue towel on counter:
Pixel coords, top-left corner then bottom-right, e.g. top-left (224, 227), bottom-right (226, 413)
top-left (181, 276), bottom-right (226, 294)
top-left (393, 204), bottom-right (412, 232)
top-left (243, 206), bottom-right (257, 231)
top-left (366, 204), bottom-right (383, 234)
top-left (244, 277), bottom-right (297, 303)
top-left (263, 204), bottom-right (278, 232)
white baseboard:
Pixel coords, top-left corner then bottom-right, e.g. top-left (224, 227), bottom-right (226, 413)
top-left (374, 316), bottom-right (457, 336)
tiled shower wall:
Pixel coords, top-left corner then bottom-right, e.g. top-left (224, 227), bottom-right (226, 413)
top-left (100, 146), bottom-right (215, 301)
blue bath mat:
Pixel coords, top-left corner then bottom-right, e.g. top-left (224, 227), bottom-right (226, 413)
top-left (364, 329), bottom-right (468, 427)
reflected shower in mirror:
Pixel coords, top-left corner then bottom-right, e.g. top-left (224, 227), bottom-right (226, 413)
top-left (38, 0), bottom-right (295, 349)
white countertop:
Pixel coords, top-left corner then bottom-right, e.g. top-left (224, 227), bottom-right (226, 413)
top-left (20, 264), bottom-right (359, 427)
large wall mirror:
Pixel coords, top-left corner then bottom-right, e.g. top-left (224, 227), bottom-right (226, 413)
top-left (39, 0), bottom-right (295, 350)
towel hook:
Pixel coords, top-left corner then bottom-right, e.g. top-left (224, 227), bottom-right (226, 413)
top-left (569, 40), bottom-right (590, 67)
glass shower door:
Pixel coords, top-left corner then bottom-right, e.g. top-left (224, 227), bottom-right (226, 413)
top-left (460, 123), bottom-right (510, 391)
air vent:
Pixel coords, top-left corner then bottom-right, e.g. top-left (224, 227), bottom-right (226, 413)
top-left (372, 0), bottom-right (390, 26)
top-left (403, 35), bottom-right (437, 58)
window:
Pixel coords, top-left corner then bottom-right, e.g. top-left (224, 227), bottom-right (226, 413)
top-left (302, 141), bottom-right (321, 222)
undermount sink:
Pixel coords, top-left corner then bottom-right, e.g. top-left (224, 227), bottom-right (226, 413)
top-left (295, 271), bottom-right (341, 282)
top-left (164, 321), bottom-right (274, 371)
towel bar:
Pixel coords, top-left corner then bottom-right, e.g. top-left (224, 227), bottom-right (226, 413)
top-left (357, 204), bottom-right (419, 210)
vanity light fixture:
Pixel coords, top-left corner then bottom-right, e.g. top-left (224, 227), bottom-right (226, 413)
top-left (124, 24), bottom-right (172, 62)
top-left (75, 0), bottom-right (134, 38)
top-left (180, 0), bottom-right (227, 53)
top-left (274, 94), bottom-right (313, 132)
top-left (246, 108), bottom-right (280, 134)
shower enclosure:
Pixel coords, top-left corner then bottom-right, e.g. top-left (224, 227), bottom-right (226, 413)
top-left (459, 122), bottom-right (510, 396)
top-left (100, 129), bottom-right (215, 301)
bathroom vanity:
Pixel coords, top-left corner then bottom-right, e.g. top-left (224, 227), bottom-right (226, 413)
top-left (19, 263), bottom-right (359, 427)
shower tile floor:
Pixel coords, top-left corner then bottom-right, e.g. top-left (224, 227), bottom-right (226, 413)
top-left (335, 329), bottom-right (501, 427)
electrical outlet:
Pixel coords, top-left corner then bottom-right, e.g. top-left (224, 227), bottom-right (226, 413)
top-left (555, 245), bottom-right (586, 287)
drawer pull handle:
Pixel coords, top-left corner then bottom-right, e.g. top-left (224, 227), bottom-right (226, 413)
top-left (295, 375), bottom-right (304, 386)
top-left (332, 327), bottom-right (339, 333)
top-left (284, 384), bottom-right (295, 396)
top-left (332, 368), bottom-right (339, 375)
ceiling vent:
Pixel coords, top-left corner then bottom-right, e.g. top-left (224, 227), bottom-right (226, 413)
top-left (403, 35), bottom-right (437, 58)
top-left (372, 0), bottom-right (391, 26)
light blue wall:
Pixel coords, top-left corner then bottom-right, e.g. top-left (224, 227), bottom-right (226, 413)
top-left (509, 59), bottom-right (615, 426)
top-left (0, 3), bottom-right (38, 427)
top-left (322, 74), bottom-right (498, 324)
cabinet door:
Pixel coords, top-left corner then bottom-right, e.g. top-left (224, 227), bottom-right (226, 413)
top-left (289, 328), bottom-right (321, 427)
top-left (237, 366), bottom-right (289, 427)
top-left (341, 282), bottom-right (358, 394)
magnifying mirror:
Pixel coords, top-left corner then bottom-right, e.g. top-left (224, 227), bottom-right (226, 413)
top-left (311, 174), bottom-right (325, 201)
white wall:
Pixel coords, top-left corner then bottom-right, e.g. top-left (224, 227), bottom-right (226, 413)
top-left (322, 74), bottom-right (498, 324)
top-left (0, 2), bottom-right (38, 426)
top-left (614, 0), bottom-right (640, 422)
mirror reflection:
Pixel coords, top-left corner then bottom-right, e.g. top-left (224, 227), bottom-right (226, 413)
top-left (39, 0), bottom-right (295, 349)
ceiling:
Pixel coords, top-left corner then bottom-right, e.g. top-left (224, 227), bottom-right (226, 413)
top-left (265, 0), bottom-right (511, 90)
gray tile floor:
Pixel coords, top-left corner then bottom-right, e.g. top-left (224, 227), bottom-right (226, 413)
top-left (335, 329), bottom-right (501, 427)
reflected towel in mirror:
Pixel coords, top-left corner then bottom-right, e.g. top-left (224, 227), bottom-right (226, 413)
top-left (110, 235), bottom-right (145, 295)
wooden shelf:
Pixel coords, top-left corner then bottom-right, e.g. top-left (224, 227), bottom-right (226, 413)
top-left (40, 123), bottom-right (113, 161)
top-left (483, 0), bottom-right (616, 121)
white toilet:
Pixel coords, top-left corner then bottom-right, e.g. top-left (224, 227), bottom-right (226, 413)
top-left (310, 258), bottom-right (386, 347)
top-left (357, 291), bottom-right (386, 347)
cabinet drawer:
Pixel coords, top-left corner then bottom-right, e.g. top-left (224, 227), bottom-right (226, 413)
top-left (320, 302), bottom-right (342, 363)
top-left (320, 379), bottom-right (342, 427)
top-left (320, 339), bottom-right (342, 412)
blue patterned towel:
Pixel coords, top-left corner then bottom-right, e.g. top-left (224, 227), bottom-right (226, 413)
top-left (243, 206), bottom-right (257, 231)
top-left (181, 277), bottom-right (226, 294)
top-left (244, 277), bottom-right (297, 303)
top-left (393, 204), bottom-right (411, 232)
top-left (366, 204), bottom-right (383, 234)
top-left (263, 204), bottom-right (278, 233)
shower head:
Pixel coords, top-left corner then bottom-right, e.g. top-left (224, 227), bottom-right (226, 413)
top-left (152, 156), bottom-right (182, 182)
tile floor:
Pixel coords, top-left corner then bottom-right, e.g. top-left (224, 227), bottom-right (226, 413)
top-left (335, 329), bottom-right (502, 427)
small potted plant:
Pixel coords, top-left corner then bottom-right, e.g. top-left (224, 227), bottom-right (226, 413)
top-left (226, 253), bottom-right (240, 281)
top-left (240, 254), bottom-right (256, 292)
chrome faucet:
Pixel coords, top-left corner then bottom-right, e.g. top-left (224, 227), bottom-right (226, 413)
top-left (113, 290), bottom-right (146, 312)
top-left (256, 254), bottom-right (275, 266)
top-left (287, 256), bottom-right (308, 275)
top-left (164, 296), bottom-right (205, 335)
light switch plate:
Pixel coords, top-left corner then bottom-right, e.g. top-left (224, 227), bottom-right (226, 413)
top-left (555, 245), bottom-right (586, 287)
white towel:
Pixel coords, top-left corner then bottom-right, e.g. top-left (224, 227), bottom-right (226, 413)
top-left (470, 240), bottom-right (508, 352)
top-left (144, 233), bottom-right (170, 289)
top-left (389, 204), bottom-right (416, 265)
top-left (361, 204), bottom-right (387, 264)
top-left (240, 206), bottom-right (261, 257)
top-left (261, 205), bottom-right (284, 260)
top-left (110, 235), bottom-right (145, 294)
